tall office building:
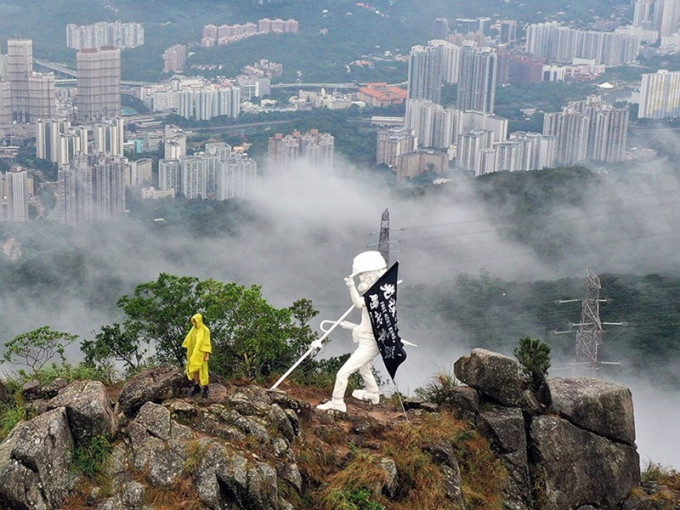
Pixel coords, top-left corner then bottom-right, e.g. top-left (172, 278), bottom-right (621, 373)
top-left (457, 46), bottom-right (497, 114)
top-left (639, 69), bottom-right (680, 118)
top-left (58, 153), bottom-right (125, 225)
top-left (407, 44), bottom-right (443, 104)
top-left (76, 47), bottom-right (121, 122)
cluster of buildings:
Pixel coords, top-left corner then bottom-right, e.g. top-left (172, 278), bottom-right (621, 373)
top-left (377, 26), bottom-right (632, 181)
top-left (158, 130), bottom-right (256, 200)
top-left (201, 18), bottom-right (298, 47)
top-left (267, 129), bottom-right (335, 172)
top-left (66, 21), bottom-right (144, 50)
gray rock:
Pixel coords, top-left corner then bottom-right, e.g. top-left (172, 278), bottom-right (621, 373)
top-left (454, 348), bottom-right (525, 406)
top-left (0, 379), bottom-right (11, 404)
top-left (134, 401), bottom-right (193, 441)
top-left (531, 414), bottom-right (640, 509)
top-left (268, 403), bottom-right (296, 442)
top-left (116, 364), bottom-right (187, 417)
top-left (548, 377), bottom-right (636, 445)
top-left (46, 379), bottom-right (118, 445)
top-left (0, 407), bottom-right (75, 509)
top-left (477, 405), bottom-right (533, 509)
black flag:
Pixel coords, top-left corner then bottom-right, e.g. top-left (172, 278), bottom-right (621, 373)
top-left (363, 261), bottom-right (406, 379)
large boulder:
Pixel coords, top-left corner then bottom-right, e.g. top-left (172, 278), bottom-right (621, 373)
top-left (548, 377), bottom-right (636, 445)
top-left (477, 406), bottom-right (532, 509)
top-left (454, 348), bottom-right (525, 406)
top-left (195, 442), bottom-right (278, 510)
top-left (0, 407), bottom-right (75, 509)
top-left (46, 379), bottom-right (118, 445)
top-left (531, 415), bottom-right (640, 509)
top-left (116, 364), bottom-right (187, 417)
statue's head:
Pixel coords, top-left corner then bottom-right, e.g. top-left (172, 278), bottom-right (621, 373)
top-left (350, 251), bottom-right (387, 291)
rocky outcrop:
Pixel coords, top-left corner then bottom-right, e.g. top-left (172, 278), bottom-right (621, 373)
top-left (0, 352), bottom-right (651, 510)
top-left (452, 348), bottom-right (641, 510)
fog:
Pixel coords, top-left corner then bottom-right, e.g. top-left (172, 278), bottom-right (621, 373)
top-left (2, 153), bottom-right (680, 469)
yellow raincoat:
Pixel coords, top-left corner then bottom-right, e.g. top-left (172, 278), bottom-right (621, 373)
top-left (182, 313), bottom-right (212, 386)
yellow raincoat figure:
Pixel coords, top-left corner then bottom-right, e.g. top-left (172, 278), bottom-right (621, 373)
top-left (183, 313), bottom-right (212, 398)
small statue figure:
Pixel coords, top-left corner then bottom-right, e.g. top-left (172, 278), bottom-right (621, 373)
top-left (317, 251), bottom-right (387, 412)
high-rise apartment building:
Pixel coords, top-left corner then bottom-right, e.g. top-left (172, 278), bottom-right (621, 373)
top-left (457, 46), bottom-right (497, 114)
top-left (58, 153), bottom-right (125, 225)
top-left (76, 47), bottom-right (121, 122)
top-left (525, 23), bottom-right (640, 66)
top-left (163, 44), bottom-right (187, 74)
top-left (7, 39), bottom-right (55, 123)
top-left (639, 69), bottom-right (680, 118)
top-left (543, 109), bottom-right (590, 165)
top-left (407, 44), bottom-right (443, 104)
top-left (66, 22), bottom-right (144, 50)
top-left (178, 85), bottom-right (240, 121)
top-left (93, 118), bottom-right (124, 156)
top-left (158, 142), bottom-right (256, 199)
top-left (2, 167), bottom-right (29, 221)
top-left (499, 20), bottom-right (518, 45)
top-left (569, 96), bottom-right (629, 162)
top-left (0, 80), bottom-right (11, 125)
top-left (432, 18), bottom-right (450, 39)
top-left (376, 127), bottom-right (417, 168)
top-left (457, 129), bottom-right (494, 172)
top-left (36, 118), bottom-right (88, 165)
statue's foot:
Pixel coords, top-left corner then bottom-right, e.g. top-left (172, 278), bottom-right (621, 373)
top-left (351, 389), bottom-right (380, 404)
top-left (316, 400), bottom-right (347, 412)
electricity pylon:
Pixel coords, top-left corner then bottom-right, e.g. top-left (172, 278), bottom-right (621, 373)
top-left (554, 268), bottom-right (625, 375)
top-left (378, 208), bottom-right (390, 266)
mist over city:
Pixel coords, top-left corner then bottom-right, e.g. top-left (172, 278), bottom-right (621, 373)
top-left (0, 0), bottom-right (679, 486)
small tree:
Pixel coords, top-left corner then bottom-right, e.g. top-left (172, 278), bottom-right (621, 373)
top-left (3, 326), bottom-right (78, 376)
top-left (514, 336), bottom-right (551, 392)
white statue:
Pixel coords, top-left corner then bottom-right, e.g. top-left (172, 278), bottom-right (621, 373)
top-left (316, 251), bottom-right (387, 413)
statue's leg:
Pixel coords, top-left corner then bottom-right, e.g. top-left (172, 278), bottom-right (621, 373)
top-left (332, 343), bottom-right (375, 401)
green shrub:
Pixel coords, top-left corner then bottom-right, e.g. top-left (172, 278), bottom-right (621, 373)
top-left (72, 435), bottom-right (113, 477)
top-left (514, 337), bottom-right (551, 392)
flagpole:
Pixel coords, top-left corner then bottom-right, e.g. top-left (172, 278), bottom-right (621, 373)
top-left (391, 378), bottom-right (409, 422)
top-left (269, 304), bottom-right (356, 391)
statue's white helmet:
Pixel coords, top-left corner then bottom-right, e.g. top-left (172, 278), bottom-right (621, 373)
top-left (351, 251), bottom-right (387, 277)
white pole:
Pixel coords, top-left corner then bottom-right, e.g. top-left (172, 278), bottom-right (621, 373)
top-left (269, 305), bottom-right (356, 390)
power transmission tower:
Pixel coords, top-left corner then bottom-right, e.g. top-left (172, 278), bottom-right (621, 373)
top-left (378, 208), bottom-right (390, 266)
top-left (554, 268), bottom-right (625, 375)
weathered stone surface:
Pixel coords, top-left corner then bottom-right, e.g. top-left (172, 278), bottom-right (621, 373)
top-left (454, 348), bottom-right (525, 406)
top-left (268, 403), bottom-right (296, 442)
top-left (549, 377), bottom-right (636, 445)
top-left (477, 405), bottom-right (532, 509)
top-left (196, 442), bottom-right (278, 510)
top-left (442, 385), bottom-right (481, 421)
top-left (531, 414), bottom-right (640, 509)
top-left (46, 379), bottom-right (117, 445)
top-left (134, 401), bottom-right (193, 441)
top-left (116, 364), bottom-right (187, 417)
top-left (0, 407), bottom-right (75, 509)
